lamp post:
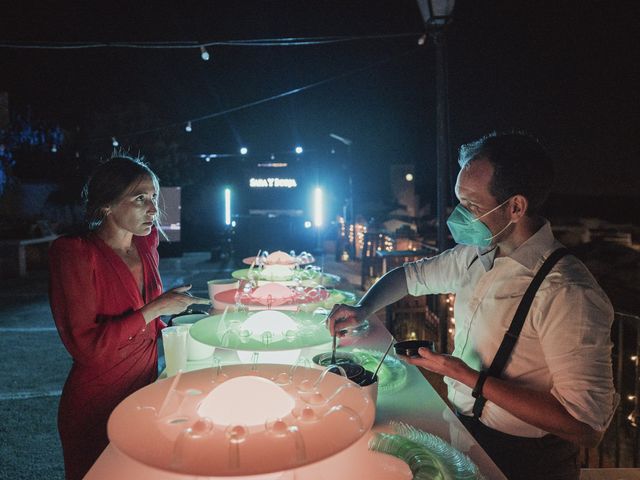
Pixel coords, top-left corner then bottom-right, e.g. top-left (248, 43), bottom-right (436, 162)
top-left (416, 0), bottom-right (455, 353)
top-left (329, 133), bottom-right (355, 260)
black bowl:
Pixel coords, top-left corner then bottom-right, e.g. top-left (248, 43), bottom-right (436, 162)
top-left (394, 340), bottom-right (435, 358)
top-left (312, 352), bottom-right (356, 367)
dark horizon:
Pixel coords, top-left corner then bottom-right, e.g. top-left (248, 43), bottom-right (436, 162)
top-left (1, 0), bottom-right (639, 220)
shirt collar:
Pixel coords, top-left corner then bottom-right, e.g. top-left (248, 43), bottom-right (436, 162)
top-left (476, 220), bottom-right (557, 272)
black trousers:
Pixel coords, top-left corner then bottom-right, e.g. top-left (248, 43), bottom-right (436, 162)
top-left (457, 414), bottom-right (580, 480)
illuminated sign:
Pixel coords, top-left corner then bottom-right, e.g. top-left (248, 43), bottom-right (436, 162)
top-left (249, 178), bottom-right (297, 188)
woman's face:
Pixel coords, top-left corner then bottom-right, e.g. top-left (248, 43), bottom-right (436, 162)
top-left (104, 175), bottom-right (158, 236)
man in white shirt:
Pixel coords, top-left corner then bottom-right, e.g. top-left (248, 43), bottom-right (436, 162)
top-left (328, 132), bottom-right (616, 480)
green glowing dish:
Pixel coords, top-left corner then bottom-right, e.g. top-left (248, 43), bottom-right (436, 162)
top-left (231, 268), bottom-right (340, 287)
top-left (190, 310), bottom-right (333, 352)
top-left (297, 289), bottom-right (357, 311)
top-left (350, 348), bottom-right (408, 394)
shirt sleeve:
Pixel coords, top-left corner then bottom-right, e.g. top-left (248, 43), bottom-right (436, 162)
top-left (403, 244), bottom-right (474, 296)
top-left (534, 278), bottom-right (617, 432)
top-left (49, 237), bottom-right (147, 366)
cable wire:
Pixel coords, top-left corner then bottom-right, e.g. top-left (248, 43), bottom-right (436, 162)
top-left (0, 32), bottom-right (421, 50)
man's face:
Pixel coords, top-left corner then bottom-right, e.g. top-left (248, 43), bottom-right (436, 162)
top-left (454, 157), bottom-right (512, 242)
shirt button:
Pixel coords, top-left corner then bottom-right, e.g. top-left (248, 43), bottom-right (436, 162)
top-left (142, 328), bottom-right (146, 332)
top-left (128, 336), bottom-right (133, 341)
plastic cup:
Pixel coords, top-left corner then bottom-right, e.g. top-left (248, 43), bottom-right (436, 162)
top-left (207, 279), bottom-right (239, 310)
top-left (161, 326), bottom-right (188, 377)
top-left (171, 314), bottom-right (214, 361)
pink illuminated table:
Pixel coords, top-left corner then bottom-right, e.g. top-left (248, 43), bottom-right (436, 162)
top-left (85, 315), bottom-right (506, 479)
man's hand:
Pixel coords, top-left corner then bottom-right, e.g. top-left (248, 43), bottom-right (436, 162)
top-left (399, 347), bottom-right (477, 386)
top-left (326, 303), bottom-right (367, 337)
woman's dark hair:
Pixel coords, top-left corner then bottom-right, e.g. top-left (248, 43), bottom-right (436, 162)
top-left (82, 155), bottom-right (160, 230)
top-left (458, 132), bottom-right (554, 216)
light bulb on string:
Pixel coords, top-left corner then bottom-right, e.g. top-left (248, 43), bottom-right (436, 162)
top-left (51, 144), bottom-right (57, 153)
top-left (200, 46), bottom-right (210, 61)
top-left (418, 34), bottom-right (427, 45)
top-left (240, 147), bottom-right (248, 155)
top-left (185, 121), bottom-right (192, 132)
top-left (112, 137), bottom-right (119, 147)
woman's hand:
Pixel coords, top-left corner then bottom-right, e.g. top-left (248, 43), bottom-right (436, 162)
top-left (326, 303), bottom-right (367, 337)
top-left (141, 285), bottom-right (210, 323)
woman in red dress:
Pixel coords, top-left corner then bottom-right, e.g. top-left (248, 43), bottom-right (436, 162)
top-left (49, 156), bottom-right (208, 480)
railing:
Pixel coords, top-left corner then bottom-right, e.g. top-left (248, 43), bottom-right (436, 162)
top-left (582, 311), bottom-right (640, 468)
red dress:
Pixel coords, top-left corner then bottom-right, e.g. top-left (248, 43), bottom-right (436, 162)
top-left (49, 228), bottom-right (164, 480)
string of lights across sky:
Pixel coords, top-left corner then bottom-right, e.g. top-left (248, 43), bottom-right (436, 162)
top-left (2, 32), bottom-right (427, 151)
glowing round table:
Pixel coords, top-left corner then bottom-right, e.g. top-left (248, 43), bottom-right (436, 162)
top-left (85, 315), bottom-right (507, 479)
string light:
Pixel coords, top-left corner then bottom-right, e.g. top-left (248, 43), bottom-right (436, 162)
top-left (185, 121), bottom-right (192, 132)
top-left (0, 33), bottom-right (421, 50)
top-left (84, 48), bottom-right (414, 144)
top-left (111, 137), bottom-right (119, 147)
top-left (200, 45), bottom-right (210, 61)
top-left (418, 34), bottom-right (427, 45)
top-left (240, 147), bottom-right (248, 155)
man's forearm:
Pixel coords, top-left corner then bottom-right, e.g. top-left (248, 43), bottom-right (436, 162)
top-left (451, 363), bottom-right (602, 447)
top-left (357, 267), bottom-right (409, 317)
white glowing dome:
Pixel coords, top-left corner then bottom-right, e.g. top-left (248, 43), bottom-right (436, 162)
top-left (198, 376), bottom-right (295, 426)
top-left (262, 263), bottom-right (296, 279)
top-left (241, 310), bottom-right (298, 337)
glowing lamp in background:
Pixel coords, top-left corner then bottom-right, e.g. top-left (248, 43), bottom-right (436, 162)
top-left (240, 147), bottom-right (248, 155)
top-left (313, 187), bottom-right (323, 227)
top-left (224, 188), bottom-right (231, 225)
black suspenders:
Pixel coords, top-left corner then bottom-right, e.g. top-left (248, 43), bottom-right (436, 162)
top-left (471, 247), bottom-right (570, 418)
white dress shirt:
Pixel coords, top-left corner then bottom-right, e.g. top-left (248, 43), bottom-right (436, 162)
top-left (404, 221), bottom-right (617, 437)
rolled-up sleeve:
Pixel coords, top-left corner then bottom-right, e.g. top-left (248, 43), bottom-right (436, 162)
top-left (404, 245), bottom-right (472, 296)
top-left (535, 282), bottom-right (617, 431)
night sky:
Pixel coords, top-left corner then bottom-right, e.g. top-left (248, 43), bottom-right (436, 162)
top-left (1, 0), bottom-right (639, 221)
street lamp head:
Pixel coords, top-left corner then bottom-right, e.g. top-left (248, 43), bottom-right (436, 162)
top-left (329, 133), bottom-right (353, 146)
top-left (416, 0), bottom-right (455, 27)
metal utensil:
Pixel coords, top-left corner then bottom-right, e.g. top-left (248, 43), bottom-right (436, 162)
top-left (331, 331), bottom-right (338, 365)
top-left (372, 338), bottom-right (395, 381)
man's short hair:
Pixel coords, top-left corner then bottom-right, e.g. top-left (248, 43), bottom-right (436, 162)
top-left (458, 132), bottom-right (554, 216)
